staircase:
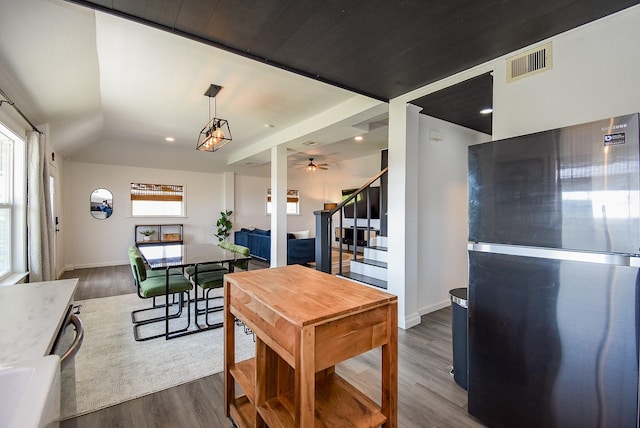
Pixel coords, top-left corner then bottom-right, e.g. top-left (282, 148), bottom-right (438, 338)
top-left (339, 236), bottom-right (388, 289)
top-left (314, 165), bottom-right (388, 290)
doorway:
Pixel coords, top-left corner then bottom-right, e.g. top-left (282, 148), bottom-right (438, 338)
top-left (48, 162), bottom-right (60, 277)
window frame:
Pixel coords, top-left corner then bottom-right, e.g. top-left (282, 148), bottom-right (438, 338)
top-left (266, 188), bottom-right (300, 215)
top-left (0, 121), bottom-right (26, 284)
top-left (130, 182), bottom-right (187, 218)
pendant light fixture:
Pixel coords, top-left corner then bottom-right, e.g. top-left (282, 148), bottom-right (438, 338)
top-left (196, 84), bottom-right (232, 152)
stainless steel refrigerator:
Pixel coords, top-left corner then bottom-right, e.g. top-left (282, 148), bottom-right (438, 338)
top-left (467, 113), bottom-right (640, 428)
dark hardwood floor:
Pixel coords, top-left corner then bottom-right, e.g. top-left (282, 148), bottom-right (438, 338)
top-left (59, 264), bottom-right (133, 300)
top-left (59, 258), bottom-right (270, 300)
top-left (59, 258), bottom-right (483, 428)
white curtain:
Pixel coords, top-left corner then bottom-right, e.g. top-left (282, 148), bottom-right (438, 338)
top-left (27, 130), bottom-right (55, 282)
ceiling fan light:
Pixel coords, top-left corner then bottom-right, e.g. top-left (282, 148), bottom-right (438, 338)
top-left (306, 157), bottom-right (320, 172)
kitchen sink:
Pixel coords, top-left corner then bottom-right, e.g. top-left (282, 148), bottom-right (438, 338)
top-left (0, 355), bottom-right (61, 428)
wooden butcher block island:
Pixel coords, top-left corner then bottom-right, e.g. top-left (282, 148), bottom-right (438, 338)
top-left (224, 264), bottom-right (398, 427)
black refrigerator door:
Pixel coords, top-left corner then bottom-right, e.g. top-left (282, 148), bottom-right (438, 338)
top-left (469, 113), bottom-right (640, 254)
top-left (468, 251), bottom-right (639, 428)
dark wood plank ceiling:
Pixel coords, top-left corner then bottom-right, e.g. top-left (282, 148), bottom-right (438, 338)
top-left (65, 0), bottom-right (639, 135)
top-left (415, 73), bottom-right (494, 135)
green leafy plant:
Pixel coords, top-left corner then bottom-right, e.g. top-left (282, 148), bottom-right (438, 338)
top-left (215, 210), bottom-right (233, 242)
top-left (138, 229), bottom-right (156, 237)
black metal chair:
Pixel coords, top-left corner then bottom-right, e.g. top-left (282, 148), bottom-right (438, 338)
top-left (191, 242), bottom-right (250, 328)
top-left (128, 247), bottom-right (184, 317)
top-left (128, 248), bottom-right (193, 341)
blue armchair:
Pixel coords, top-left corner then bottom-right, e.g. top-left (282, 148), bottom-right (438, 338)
top-left (234, 228), bottom-right (315, 265)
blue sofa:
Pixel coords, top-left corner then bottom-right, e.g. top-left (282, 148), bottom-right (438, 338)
top-left (234, 228), bottom-right (315, 265)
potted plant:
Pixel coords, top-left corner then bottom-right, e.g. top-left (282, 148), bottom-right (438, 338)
top-left (215, 210), bottom-right (233, 242)
top-left (139, 229), bottom-right (156, 242)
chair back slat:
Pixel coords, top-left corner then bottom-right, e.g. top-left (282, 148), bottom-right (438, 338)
top-left (128, 246), bottom-right (147, 283)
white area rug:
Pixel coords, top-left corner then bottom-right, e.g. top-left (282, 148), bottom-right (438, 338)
top-left (60, 292), bottom-right (255, 419)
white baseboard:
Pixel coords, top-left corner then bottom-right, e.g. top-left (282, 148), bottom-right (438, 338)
top-left (418, 299), bottom-right (452, 317)
top-left (64, 259), bottom-right (128, 271)
top-left (400, 311), bottom-right (422, 330)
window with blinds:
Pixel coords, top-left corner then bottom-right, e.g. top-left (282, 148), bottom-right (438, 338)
top-left (130, 183), bottom-right (184, 216)
top-left (0, 121), bottom-right (25, 282)
top-left (0, 131), bottom-right (14, 278)
top-left (266, 189), bottom-right (299, 215)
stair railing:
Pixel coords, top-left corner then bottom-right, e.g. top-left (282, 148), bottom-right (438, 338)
top-left (314, 167), bottom-right (388, 274)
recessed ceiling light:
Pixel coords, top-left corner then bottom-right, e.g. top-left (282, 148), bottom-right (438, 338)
top-left (480, 108), bottom-right (493, 115)
top-left (165, 137), bottom-right (175, 142)
top-left (354, 136), bottom-right (364, 141)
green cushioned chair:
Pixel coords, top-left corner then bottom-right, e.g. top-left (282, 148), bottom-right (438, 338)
top-left (184, 263), bottom-right (227, 278)
top-left (218, 241), bottom-right (250, 271)
top-left (190, 241), bottom-right (250, 328)
top-left (190, 268), bottom-right (228, 328)
top-left (128, 246), bottom-right (184, 311)
top-left (128, 249), bottom-right (193, 341)
top-left (129, 246), bottom-right (183, 278)
top-left (183, 241), bottom-right (250, 278)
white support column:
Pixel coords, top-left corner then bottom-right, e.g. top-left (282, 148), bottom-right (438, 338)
top-left (270, 145), bottom-right (288, 267)
top-left (223, 171), bottom-right (235, 242)
top-left (387, 101), bottom-right (422, 329)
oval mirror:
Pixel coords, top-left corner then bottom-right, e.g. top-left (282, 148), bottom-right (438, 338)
top-left (90, 188), bottom-right (113, 219)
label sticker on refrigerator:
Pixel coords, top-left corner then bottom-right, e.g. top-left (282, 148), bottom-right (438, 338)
top-left (604, 133), bottom-right (626, 146)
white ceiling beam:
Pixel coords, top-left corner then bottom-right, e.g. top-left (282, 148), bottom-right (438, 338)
top-left (227, 96), bottom-right (387, 166)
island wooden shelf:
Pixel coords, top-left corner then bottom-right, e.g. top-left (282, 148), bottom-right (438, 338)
top-left (224, 264), bottom-right (398, 427)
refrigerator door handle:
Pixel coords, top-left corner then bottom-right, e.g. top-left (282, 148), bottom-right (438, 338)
top-left (468, 242), bottom-right (633, 267)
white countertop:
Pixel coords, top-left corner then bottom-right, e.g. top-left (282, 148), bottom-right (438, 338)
top-left (0, 279), bottom-right (79, 366)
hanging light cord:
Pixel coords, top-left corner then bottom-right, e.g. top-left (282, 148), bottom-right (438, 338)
top-left (0, 87), bottom-right (43, 134)
top-left (208, 95), bottom-right (220, 130)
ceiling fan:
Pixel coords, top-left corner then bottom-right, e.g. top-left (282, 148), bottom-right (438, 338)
top-left (301, 158), bottom-right (329, 172)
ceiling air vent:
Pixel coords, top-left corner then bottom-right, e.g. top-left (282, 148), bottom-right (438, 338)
top-left (506, 42), bottom-right (553, 83)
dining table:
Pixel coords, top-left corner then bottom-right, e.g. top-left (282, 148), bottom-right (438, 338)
top-left (137, 243), bottom-right (251, 339)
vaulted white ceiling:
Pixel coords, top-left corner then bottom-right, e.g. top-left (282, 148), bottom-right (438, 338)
top-left (0, 0), bottom-right (388, 175)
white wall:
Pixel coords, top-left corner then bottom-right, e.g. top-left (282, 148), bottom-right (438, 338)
top-left (412, 5), bottom-right (640, 318)
top-left (493, 6), bottom-right (640, 138)
top-left (62, 161), bottom-right (225, 269)
top-left (234, 152), bottom-right (383, 236)
top-left (234, 175), bottom-right (271, 232)
top-left (417, 115), bottom-right (489, 315)
top-left (61, 153), bottom-right (383, 269)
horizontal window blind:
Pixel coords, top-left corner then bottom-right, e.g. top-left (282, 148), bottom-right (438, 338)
top-left (130, 183), bottom-right (183, 201)
top-left (267, 189), bottom-right (299, 203)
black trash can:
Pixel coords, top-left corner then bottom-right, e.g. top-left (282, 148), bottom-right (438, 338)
top-left (449, 287), bottom-right (468, 390)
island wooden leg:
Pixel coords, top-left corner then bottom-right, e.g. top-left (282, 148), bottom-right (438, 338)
top-left (382, 302), bottom-right (398, 427)
top-left (254, 337), bottom-right (272, 428)
top-left (223, 282), bottom-right (234, 418)
top-left (296, 326), bottom-right (316, 426)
